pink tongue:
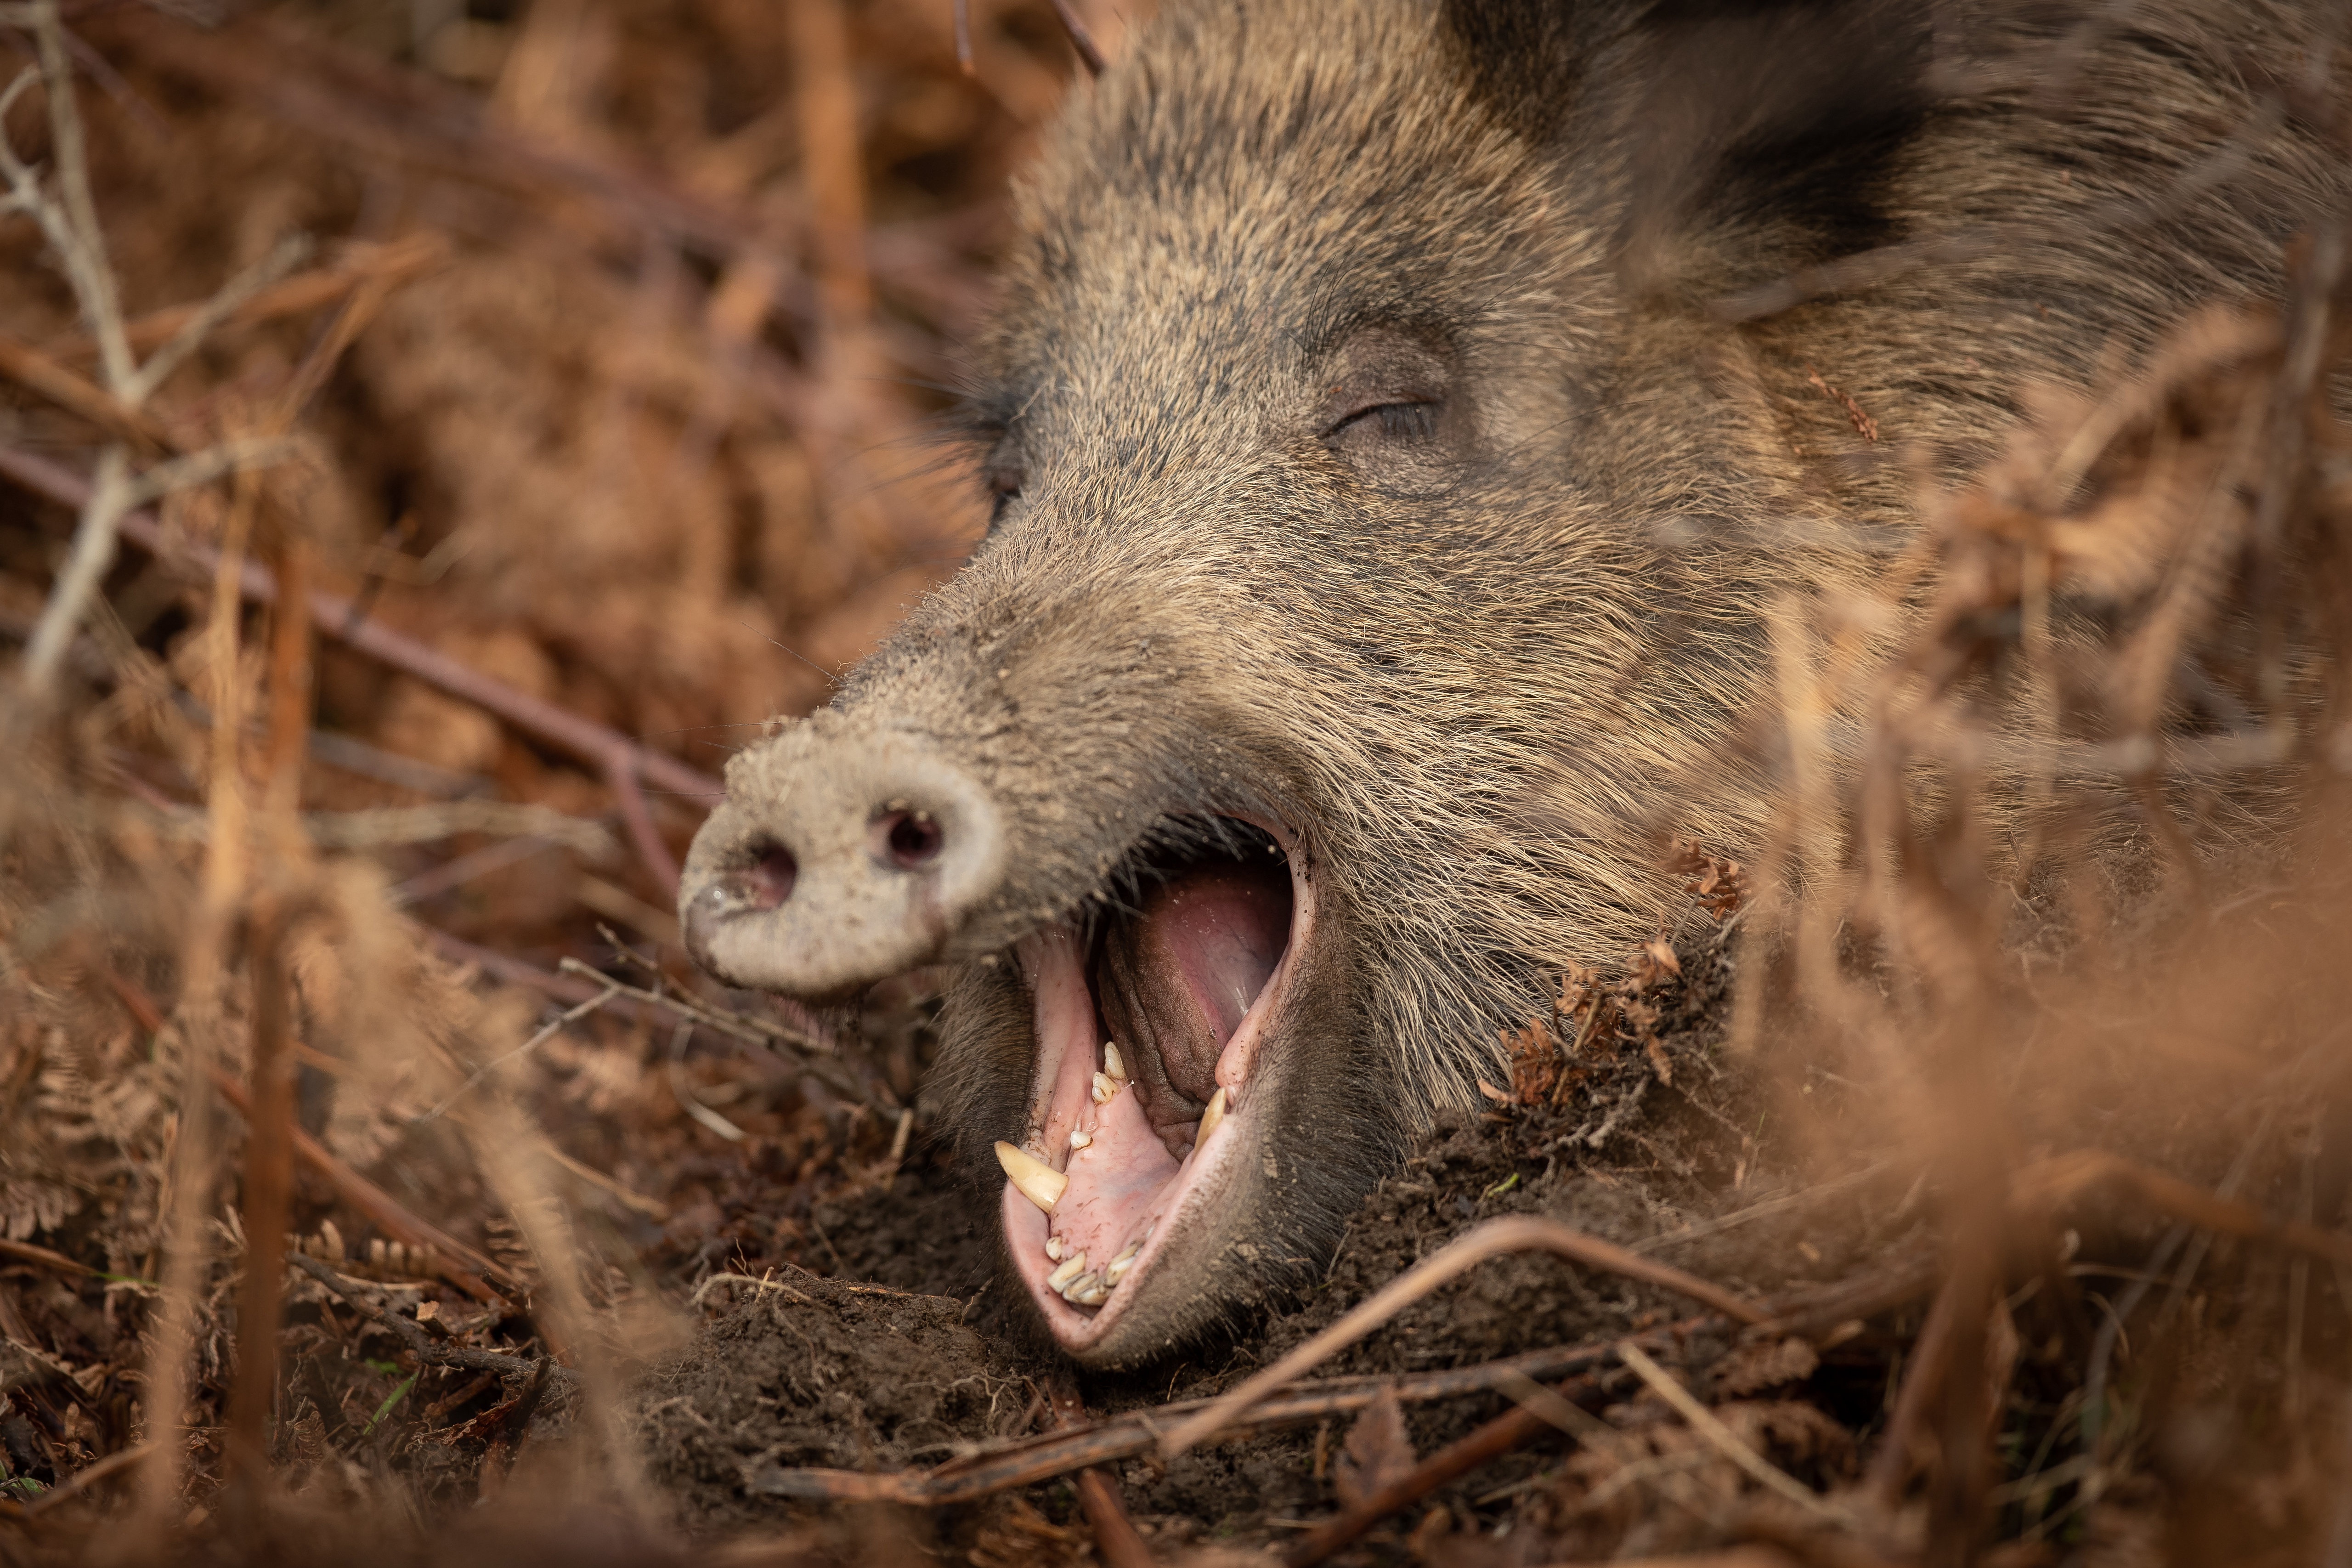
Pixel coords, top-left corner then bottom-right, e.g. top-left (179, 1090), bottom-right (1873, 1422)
top-left (1052, 1076), bottom-right (1178, 1271)
top-left (1043, 853), bottom-right (1293, 1312)
top-left (1097, 858), bottom-right (1292, 1111)
top-left (1151, 862), bottom-right (1290, 1047)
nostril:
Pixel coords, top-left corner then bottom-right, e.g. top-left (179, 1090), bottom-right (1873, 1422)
top-left (744, 843), bottom-right (797, 909)
top-left (878, 809), bottom-right (945, 869)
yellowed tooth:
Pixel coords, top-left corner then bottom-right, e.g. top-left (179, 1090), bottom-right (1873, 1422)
top-left (1064, 1272), bottom-right (1106, 1305)
top-left (1069, 1128), bottom-right (1092, 1150)
top-left (1091, 1071), bottom-right (1120, 1104)
top-left (1047, 1251), bottom-right (1089, 1291)
top-left (1045, 1236), bottom-right (1067, 1262)
top-left (1195, 1086), bottom-right (1229, 1147)
top-left (1104, 1241), bottom-right (1141, 1285)
top-left (995, 1140), bottom-right (1067, 1212)
top-left (1102, 1041), bottom-right (1127, 1081)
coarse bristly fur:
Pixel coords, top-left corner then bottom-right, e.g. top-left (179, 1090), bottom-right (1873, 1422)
top-left (679, 0), bottom-right (2348, 1362)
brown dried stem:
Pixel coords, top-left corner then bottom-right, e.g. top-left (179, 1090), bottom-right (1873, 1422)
top-left (1281, 1370), bottom-right (1607, 1568)
top-left (1049, 1381), bottom-right (1156, 1568)
top-left (129, 463), bottom-right (260, 1528)
top-left (1616, 1340), bottom-right (1850, 1524)
top-left (757, 1329), bottom-right (1697, 1506)
top-left (1046, 0), bottom-right (1106, 75)
top-left (549, 956), bottom-right (867, 1103)
top-left (0, 445), bottom-right (719, 876)
top-left (286, 1252), bottom-right (574, 1388)
top-left (223, 894), bottom-right (300, 1481)
top-left (2014, 1148), bottom-right (2352, 1270)
top-left (0, 1235), bottom-right (97, 1276)
top-left (1157, 1216), bottom-right (1766, 1459)
top-left (207, 1064), bottom-right (512, 1307)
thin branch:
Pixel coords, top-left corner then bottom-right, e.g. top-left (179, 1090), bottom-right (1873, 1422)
top-left (752, 1329), bottom-right (1692, 1506)
top-left (416, 983), bottom-right (622, 1124)
top-left (288, 1252), bottom-right (575, 1387)
top-left (1049, 1381), bottom-right (1157, 1568)
top-left (0, 1234), bottom-right (97, 1276)
top-left (120, 233), bottom-right (313, 406)
top-left (1281, 1369), bottom-right (1610, 1568)
top-left (2015, 1148), bottom-right (2352, 1270)
top-left (552, 955), bottom-right (872, 1105)
top-left (26, 0), bottom-right (128, 389)
top-left (1157, 1216), bottom-right (1766, 1459)
top-left (116, 437), bottom-right (298, 509)
top-left (17, 441), bottom-right (128, 694)
top-left (205, 1061), bottom-right (514, 1304)
top-left (0, 444), bottom-right (722, 836)
top-left (1615, 1340), bottom-right (1851, 1523)
top-left (0, 329), bottom-right (174, 446)
top-left (1045, 0), bottom-right (1105, 74)
top-left (137, 798), bottom-right (616, 856)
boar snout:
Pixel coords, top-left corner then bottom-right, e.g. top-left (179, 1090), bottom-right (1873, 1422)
top-left (679, 714), bottom-right (1006, 1001)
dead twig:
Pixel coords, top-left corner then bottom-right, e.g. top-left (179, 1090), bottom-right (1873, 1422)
top-left (0, 446), bottom-right (720, 882)
top-left (1282, 1370), bottom-right (1607, 1568)
top-left (2015, 1148), bottom-right (2352, 1270)
top-left (1157, 1216), bottom-right (1766, 1459)
top-left (14, 1441), bottom-right (156, 1517)
top-left (1866, 1260), bottom-right (1967, 1501)
top-left (55, 233), bottom-right (446, 362)
top-left (1049, 1381), bottom-right (1156, 1568)
top-left (552, 956), bottom-right (872, 1105)
top-left (415, 982), bottom-right (622, 1124)
top-left (0, 4), bottom-right (318, 699)
top-left (759, 1330), bottom-right (1696, 1506)
top-left (224, 894), bottom-right (300, 1481)
top-left (205, 1062), bottom-right (513, 1305)
top-left (1615, 1340), bottom-right (1850, 1523)
top-left (288, 1252), bottom-right (573, 1388)
top-left (0, 1235), bottom-right (97, 1276)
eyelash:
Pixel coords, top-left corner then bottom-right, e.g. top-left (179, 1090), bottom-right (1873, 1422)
top-left (982, 451), bottom-right (1025, 529)
top-left (1329, 402), bottom-right (1442, 442)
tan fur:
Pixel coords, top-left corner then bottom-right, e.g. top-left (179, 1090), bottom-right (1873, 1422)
top-left (683, 0), bottom-right (2346, 1360)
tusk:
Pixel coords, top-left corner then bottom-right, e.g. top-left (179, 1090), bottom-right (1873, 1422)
top-left (996, 1140), bottom-right (1067, 1212)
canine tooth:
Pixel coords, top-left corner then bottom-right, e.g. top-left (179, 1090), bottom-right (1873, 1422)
top-left (995, 1140), bottom-right (1067, 1212)
top-left (1091, 1072), bottom-right (1120, 1104)
top-left (1045, 1236), bottom-right (1067, 1262)
top-left (1047, 1251), bottom-right (1089, 1291)
top-left (1103, 1042), bottom-right (1127, 1081)
top-left (1195, 1086), bottom-right (1229, 1147)
top-left (1063, 1272), bottom-right (1105, 1305)
top-left (1069, 1128), bottom-right (1092, 1150)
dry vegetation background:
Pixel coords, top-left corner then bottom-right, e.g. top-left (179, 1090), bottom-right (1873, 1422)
top-left (0, 0), bottom-right (1133, 1555)
top-left (3, 1), bottom-right (2352, 1565)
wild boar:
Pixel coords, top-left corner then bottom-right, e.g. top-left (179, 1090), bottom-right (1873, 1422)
top-left (680, 0), bottom-right (2345, 1365)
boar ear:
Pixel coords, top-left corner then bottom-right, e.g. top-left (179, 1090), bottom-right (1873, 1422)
top-left (1616, 1), bottom-right (1933, 283)
top-left (1448, 0), bottom-right (1932, 289)
top-left (1440, 0), bottom-right (1599, 142)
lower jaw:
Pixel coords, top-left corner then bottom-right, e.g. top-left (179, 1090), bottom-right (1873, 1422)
top-left (996, 820), bottom-right (1311, 1360)
top-left (999, 926), bottom-right (1261, 1361)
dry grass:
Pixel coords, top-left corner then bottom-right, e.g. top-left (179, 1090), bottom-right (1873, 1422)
top-left (0, 1), bottom-right (2349, 1564)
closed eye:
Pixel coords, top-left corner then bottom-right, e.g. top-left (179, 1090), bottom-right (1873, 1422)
top-left (1324, 400), bottom-right (1443, 446)
top-left (985, 461), bottom-right (1025, 531)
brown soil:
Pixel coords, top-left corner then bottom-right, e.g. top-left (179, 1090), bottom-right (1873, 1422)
top-left (633, 927), bottom-right (1922, 1557)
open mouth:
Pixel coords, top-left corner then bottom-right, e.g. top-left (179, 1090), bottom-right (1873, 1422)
top-left (995, 816), bottom-right (1311, 1356)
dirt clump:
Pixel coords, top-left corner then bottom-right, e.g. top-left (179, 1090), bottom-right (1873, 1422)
top-left (642, 1271), bottom-right (1029, 1534)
